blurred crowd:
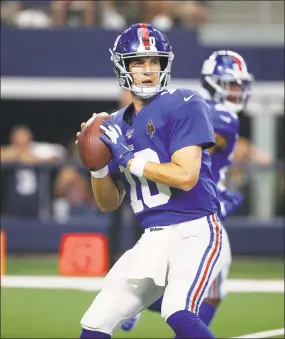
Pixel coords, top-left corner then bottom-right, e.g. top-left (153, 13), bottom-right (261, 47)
top-left (1, 0), bottom-right (210, 30)
top-left (0, 124), bottom-right (99, 220)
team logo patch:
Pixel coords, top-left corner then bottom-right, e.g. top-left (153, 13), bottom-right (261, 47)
top-left (147, 120), bottom-right (156, 138)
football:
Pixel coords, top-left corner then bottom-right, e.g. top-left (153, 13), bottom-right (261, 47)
top-left (77, 112), bottom-right (112, 170)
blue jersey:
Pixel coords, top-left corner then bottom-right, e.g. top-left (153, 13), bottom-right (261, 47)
top-left (108, 89), bottom-right (219, 229)
top-left (206, 100), bottom-right (239, 193)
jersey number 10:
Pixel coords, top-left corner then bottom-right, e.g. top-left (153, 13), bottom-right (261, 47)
top-left (120, 148), bottom-right (171, 213)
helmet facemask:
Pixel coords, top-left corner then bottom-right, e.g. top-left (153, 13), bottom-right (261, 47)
top-left (110, 50), bottom-right (174, 99)
top-left (204, 73), bottom-right (253, 114)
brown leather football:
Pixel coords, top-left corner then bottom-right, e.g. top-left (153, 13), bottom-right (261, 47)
top-left (77, 112), bottom-right (112, 170)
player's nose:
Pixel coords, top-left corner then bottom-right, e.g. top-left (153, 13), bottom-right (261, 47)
top-left (143, 70), bottom-right (151, 76)
top-left (142, 63), bottom-right (152, 74)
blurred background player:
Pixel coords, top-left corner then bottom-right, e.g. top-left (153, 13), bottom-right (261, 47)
top-left (197, 49), bottom-right (254, 327)
top-left (121, 50), bottom-right (254, 333)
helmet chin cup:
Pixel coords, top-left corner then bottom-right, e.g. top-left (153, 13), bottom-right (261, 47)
top-left (223, 100), bottom-right (244, 114)
top-left (131, 83), bottom-right (162, 99)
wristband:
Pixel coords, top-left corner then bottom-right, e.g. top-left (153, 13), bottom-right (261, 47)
top-left (90, 165), bottom-right (108, 179)
top-left (129, 158), bottom-right (148, 177)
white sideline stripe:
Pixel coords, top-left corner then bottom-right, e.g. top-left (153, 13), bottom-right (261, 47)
top-left (1, 276), bottom-right (284, 293)
top-left (232, 328), bottom-right (284, 338)
top-left (1, 276), bottom-right (105, 291)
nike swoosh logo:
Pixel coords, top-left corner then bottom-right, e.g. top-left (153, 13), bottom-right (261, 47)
top-left (184, 94), bottom-right (194, 101)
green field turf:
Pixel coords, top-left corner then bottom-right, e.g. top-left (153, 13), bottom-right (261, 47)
top-left (1, 255), bottom-right (284, 338)
top-left (1, 288), bottom-right (284, 338)
top-left (5, 254), bottom-right (285, 279)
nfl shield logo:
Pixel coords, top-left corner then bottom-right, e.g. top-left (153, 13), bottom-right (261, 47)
top-left (126, 129), bottom-right (135, 139)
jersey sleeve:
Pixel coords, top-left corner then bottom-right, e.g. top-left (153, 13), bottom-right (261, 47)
top-left (168, 94), bottom-right (215, 155)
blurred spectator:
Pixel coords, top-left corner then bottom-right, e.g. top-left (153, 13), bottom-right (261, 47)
top-left (1, 0), bottom-right (52, 28)
top-left (179, 0), bottom-right (210, 29)
top-left (1, 125), bottom-right (66, 163)
top-left (51, 0), bottom-right (95, 27)
top-left (143, 1), bottom-right (176, 31)
top-left (51, 0), bottom-right (126, 29)
top-left (52, 165), bottom-right (99, 221)
top-left (100, 1), bottom-right (126, 30)
top-left (142, 0), bottom-right (209, 31)
top-left (1, 0), bottom-right (209, 29)
top-left (1, 125), bottom-right (66, 217)
top-left (229, 137), bottom-right (272, 191)
top-left (233, 137), bottom-right (272, 166)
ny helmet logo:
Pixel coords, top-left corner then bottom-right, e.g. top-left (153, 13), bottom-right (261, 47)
top-left (147, 120), bottom-right (156, 138)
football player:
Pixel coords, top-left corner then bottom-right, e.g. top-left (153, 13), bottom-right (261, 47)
top-left (121, 50), bottom-right (253, 334)
top-left (76, 23), bottom-right (226, 339)
top-left (198, 50), bottom-right (253, 326)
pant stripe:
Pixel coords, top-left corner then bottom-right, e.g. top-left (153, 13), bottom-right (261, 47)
top-left (194, 215), bottom-right (223, 312)
top-left (184, 214), bottom-right (222, 313)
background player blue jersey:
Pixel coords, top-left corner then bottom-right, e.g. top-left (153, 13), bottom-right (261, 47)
top-left (108, 89), bottom-right (220, 229)
top-left (204, 99), bottom-right (243, 220)
top-left (206, 99), bottom-right (239, 193)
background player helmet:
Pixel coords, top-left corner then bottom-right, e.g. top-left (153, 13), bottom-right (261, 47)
top-left (201, 50), bottom-right (253, 113)
top-left (109, 23), bottom-right (174, 99)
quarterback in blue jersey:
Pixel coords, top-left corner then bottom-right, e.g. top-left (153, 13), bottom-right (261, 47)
top-left (121, 50), bottom-right (253, 334)
top-left (76, 23), bottom-right (225, 339)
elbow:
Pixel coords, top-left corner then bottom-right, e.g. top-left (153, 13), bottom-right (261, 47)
top-left (180, 174), bottom-right (199, 192)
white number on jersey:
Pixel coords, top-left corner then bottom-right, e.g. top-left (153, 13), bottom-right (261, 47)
top-left (120, 148), bottom-right (172, 213)
top-left (15, 169), bottom-right (37, 195)
top-left (217, 165), bottom-right (229, 192)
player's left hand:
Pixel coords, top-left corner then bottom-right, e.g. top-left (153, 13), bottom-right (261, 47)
top-left (99, 120), bottom-right (134, 167)
top-left (218, 190), bottom-right (244, 221)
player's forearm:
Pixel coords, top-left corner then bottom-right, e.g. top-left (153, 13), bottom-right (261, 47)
top-left (91, 175), bottom-right (123, 212)
top-left (127, 159), bottom-right (199, 191)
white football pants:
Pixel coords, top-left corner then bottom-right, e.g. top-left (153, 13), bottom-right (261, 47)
top-left (80, 213), bottom-right (225, 335)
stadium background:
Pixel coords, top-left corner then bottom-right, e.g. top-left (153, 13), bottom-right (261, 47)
top-left (0, 1), bottom-right (284, 338)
